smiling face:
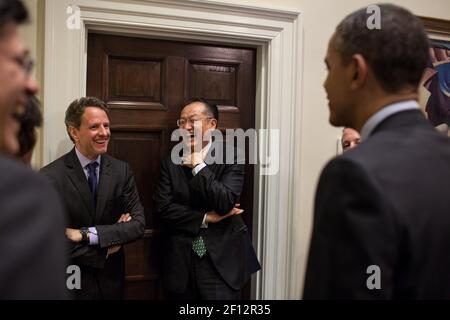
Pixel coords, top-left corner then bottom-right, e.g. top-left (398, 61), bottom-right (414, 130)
top-left (179, 101), bottom-right (217, 150)
top-left (69, 107), bottom-right (110, 160)
top-left (0, 23), bottom-right (38, 155)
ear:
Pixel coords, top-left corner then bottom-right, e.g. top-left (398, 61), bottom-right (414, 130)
top-left (68, 126), bottom-right (79, 143)
top-left (210, 118), bottom-right (218, 130)
top-left (350, 54), bottom-right (368, 90)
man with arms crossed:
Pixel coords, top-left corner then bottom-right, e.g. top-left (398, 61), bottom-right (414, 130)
top-left (41, 97), bottom-right (145, 299)
top-left (154, 98), bottom-right (260, 299)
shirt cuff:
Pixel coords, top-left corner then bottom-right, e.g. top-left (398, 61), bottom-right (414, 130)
top-left (200, 213), bottom-right (208, 228)
top-left (192, 162), bottom-right (207, 176)
top-left (88, 227), bottom-right (99, 245)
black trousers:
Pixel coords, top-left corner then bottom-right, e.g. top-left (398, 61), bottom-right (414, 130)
top-left (169, 250), bottom-right (241, 300)
top-left (72, 251), bottom-right (124, 300)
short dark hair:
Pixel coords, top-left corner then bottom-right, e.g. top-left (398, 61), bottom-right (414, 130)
top-left (334, 4), bottom-right (429, 93)
top-left (65, 97), bottom-right (109, 142)
top-left (0, 0), bottom-right (28, 33)
top-left (181, 97), bottom-right (219, 122)
top-left (16, 95), bottom-right (42, 157)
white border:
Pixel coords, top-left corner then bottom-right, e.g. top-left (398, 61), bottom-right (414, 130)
top-left (44, 0), bottom-right (303, 299)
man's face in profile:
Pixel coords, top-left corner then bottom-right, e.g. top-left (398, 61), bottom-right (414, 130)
top-left (0, 22), bottom-right (38, 155)
top-left (323, 34), bottom-right (354, 128)
top-left (342, 127), bottom-right (361, 152)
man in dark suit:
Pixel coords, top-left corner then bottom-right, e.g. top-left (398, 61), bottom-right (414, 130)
top-left (304, 4), bottom-right (450, 299)
top-left (0, 0), bottom-right (67, 299)
top-left (41, 97), bottom-right (145, 299)
top-left (153, 98), bottom-right (260, 300)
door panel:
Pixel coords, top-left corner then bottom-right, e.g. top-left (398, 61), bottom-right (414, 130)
top-left (87, 33), bottom-right (256, 299)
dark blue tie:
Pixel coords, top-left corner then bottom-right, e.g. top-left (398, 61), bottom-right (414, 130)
top-left (86, 161), bottom-right (99, 205)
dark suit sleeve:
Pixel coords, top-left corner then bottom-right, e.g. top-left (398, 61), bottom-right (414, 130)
top-left (153, 158), bottom-right (205, 236)
top-left (303, 157), bottom-right (398, 299)
top-left (96, 164), bottom-right (145, 248)
top-left (189, 164), bottom-right (244, 215)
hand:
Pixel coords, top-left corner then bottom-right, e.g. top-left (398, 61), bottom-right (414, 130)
top-left (65, 228), bottom-right (82, 243)
top-left (205, 205), bottom-right (243, 224)
top-left (181, 152), bottom-right (203, 169)
top-left (117, 213), bottom-right (132, 223)
top-left (107, 214), bottom-right (130, 258)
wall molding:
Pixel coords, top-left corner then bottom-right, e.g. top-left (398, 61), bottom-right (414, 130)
top-left (44, 0), bottom-right (303, 299)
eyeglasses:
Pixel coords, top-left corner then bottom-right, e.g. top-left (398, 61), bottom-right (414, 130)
top-left (176, 117), bottom-right (213, 127)
top-left (12, 52), bottom-right (35, 76)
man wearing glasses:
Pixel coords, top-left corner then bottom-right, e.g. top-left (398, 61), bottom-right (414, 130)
top-left (0, 0), bottom-right (67, 298)
top-left (153, 97), bottom-right (260, 300)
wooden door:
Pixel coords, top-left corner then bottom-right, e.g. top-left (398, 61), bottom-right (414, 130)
top-left (87, 33), bottom-right (256, 299)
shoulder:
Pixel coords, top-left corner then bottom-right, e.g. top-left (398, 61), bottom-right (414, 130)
top-left (0, 156), bottom-right (46, 186)
top-left (204, 141), bottom-right (244, 165)
top-left (317, 155), bottom-right (378, 198)
top-left (39, 151), bottom-right (72, 176)
top-left (101, 154), bottom-right (137, 180)
top-left (321, 155), bottom-right (368, 178)
top-left (102, 154), bottom-right (130, 169)
top-left (162, 154), bottom-right (177, 169)
top-left (0, 156), bottom-right (61, 206)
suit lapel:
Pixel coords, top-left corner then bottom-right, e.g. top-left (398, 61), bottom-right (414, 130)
top-left (64, 148), bottom-right (95, 219)
top-left (95, 154), bottom-right (113, 223)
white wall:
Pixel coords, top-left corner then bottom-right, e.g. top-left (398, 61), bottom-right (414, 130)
top-left (21, 0), bottom-right (450, 298)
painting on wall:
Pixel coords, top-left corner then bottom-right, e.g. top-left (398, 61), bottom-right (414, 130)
top-left (419, 17), bottom-right (450, 134)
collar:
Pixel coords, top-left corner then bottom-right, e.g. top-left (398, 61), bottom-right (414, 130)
top-left (75, 147), bottom-right (101, 168)
top-left (360, 100), bottom-right (419, 141)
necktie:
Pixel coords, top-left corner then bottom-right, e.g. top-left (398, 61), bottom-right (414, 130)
top-left (86, 161), bottom-right (99, 205)
top-left (192, 235), bottom-right (207, 258)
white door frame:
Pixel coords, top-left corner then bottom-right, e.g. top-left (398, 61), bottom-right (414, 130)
top-left (44, 0), bottom-right (303, 299)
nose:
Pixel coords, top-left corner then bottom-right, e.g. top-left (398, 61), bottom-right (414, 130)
top-left (184, 121), bottom-right (193, 130)
top-left (25, 75), bottom-right (39, 95)
top-left (99, 125), bottom-right (109, 136)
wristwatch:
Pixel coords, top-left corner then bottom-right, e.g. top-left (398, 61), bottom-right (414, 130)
top-left (80, 227), bottom-right (90, 244)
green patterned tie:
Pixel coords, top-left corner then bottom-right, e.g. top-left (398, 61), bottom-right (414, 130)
top-left (192, 235), bottom-right (207, 258)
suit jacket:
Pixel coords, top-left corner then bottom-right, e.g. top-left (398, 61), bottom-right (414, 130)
top-left (40, 148), bottom-right (145, 299)
top-left (0, 155), bottom-right (67, 299)
top-left (304, 110), bottom-right (450, 299)
top-left (153, 143), bottom-right (260, 293)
